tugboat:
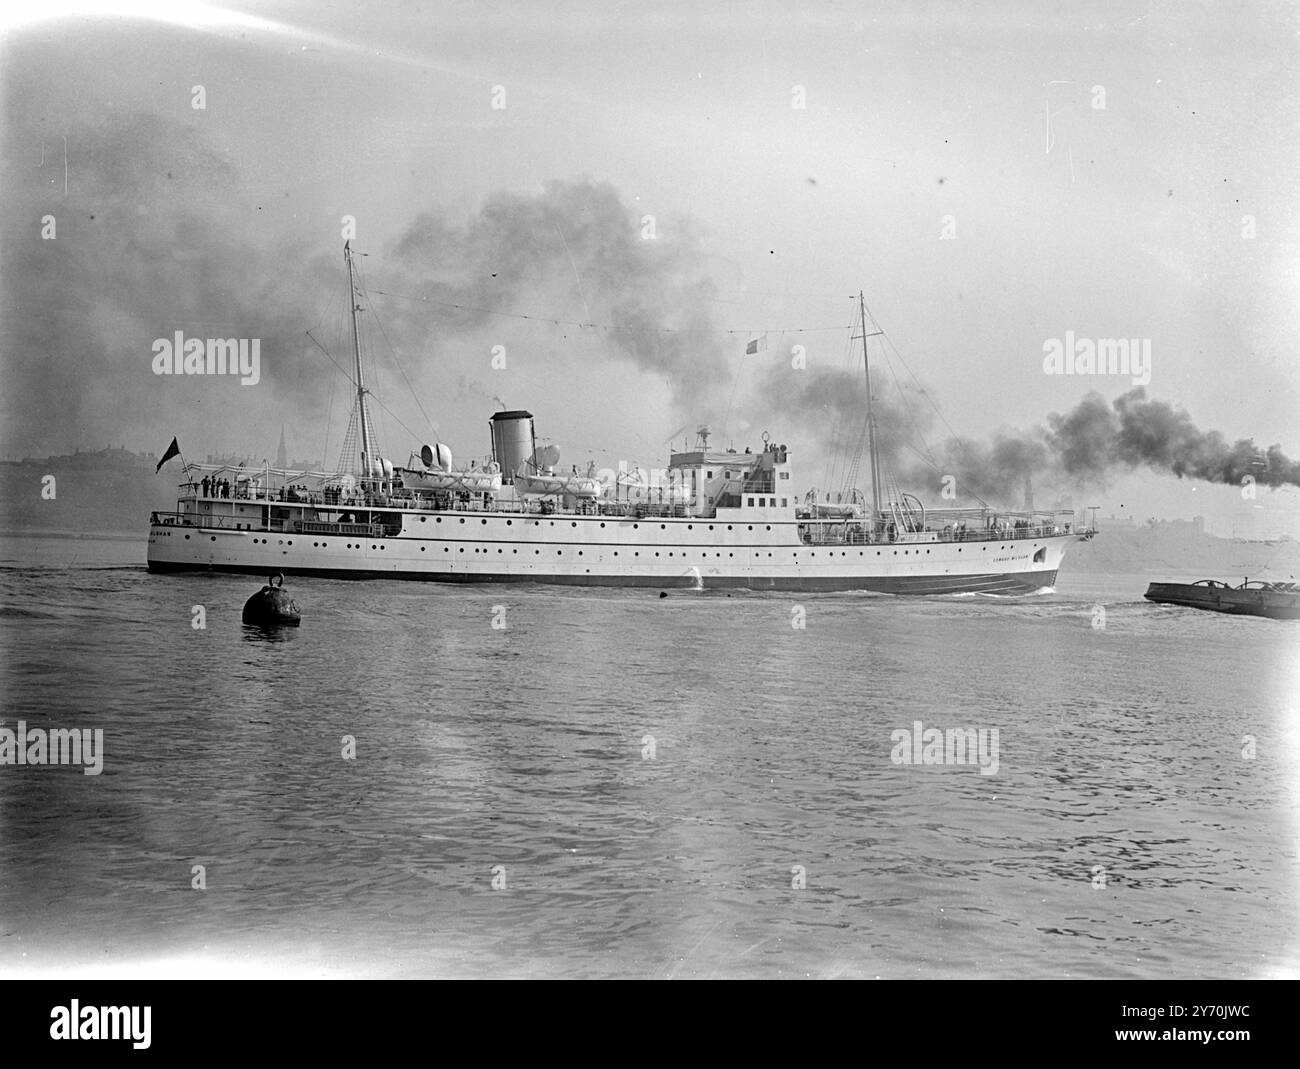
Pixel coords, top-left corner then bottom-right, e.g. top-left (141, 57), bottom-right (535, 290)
top-left (1144, 579), bottom-right (1300, 620)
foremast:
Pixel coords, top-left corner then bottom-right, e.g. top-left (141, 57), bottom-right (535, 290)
top-left (857, 292), bottom-right (885, 526)
top-left (345, 241), bottom-right (376, 477)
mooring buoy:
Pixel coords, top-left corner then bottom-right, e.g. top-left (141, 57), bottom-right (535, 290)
top-left (242, 572), bottom-right (301, 627)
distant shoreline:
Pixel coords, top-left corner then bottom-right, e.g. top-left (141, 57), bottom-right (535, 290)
top-left (0, 529), bottom-right (145, 543)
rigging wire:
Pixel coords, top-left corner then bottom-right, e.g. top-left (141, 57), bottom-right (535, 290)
top-left (864, 296), bottom-right (993, 507)
top-left (859, 296), bottom-right (993, 510)
top-left (353, 261), bottom-right (440, 443)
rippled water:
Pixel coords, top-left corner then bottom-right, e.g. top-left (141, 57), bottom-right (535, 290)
top-left (1, 534), bottom-right (1297, 978)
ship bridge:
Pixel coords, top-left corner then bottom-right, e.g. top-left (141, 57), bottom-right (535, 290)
top-left (668, 441), bottom-right (793, 518)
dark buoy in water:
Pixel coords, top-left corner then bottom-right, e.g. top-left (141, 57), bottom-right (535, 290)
top-left (242, 572), bottom-right (301, 627)
top-left (659, 591), bottom-right (668, 598)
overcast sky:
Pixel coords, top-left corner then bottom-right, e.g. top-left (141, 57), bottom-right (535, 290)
top-left (2, 1), bottom-right (1297, 533)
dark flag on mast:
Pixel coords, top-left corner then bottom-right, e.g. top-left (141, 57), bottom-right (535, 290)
top-left (156, 437), bottom-right (181, 473)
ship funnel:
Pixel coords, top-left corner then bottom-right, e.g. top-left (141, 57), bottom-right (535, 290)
top-left (489, 410), bottom-right (535, 486)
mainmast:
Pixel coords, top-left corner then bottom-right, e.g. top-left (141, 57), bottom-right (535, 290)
top-left (858, 292), bottom-right (884, 523)
top-left (345, 241), bottom-right (373, 476)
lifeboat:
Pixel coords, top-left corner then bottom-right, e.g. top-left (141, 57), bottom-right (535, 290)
top-left (514, 443), bottom-right (601, 498)
top-left (514, 469), bottom-right (601, 498)
top-left (398, 442), bottom-right (502, 494)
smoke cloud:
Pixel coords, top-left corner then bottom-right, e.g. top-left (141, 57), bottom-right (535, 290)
top-left (2, 114), bottom-right (729, 459)
top-left (383, 179), bottom-right (730, 417)
top-left (757, 357), bottom-right (1298, 505)
top-left (1, 113), bottom-right (332, 459)
top-left (6, 110), bottom-right (1292, 505)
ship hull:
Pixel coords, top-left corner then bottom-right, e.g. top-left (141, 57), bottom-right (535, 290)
top-left (148, 510), bottom-right (1073, 594)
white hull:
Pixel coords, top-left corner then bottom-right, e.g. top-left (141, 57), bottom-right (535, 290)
top-left (149, 505), bottom-right (1073, 593)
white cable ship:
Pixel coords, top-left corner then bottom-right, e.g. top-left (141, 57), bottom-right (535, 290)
top-left (148, 244), bottom-right (1091, 592)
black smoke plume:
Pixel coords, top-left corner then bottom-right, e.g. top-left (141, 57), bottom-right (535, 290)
top-left (758, 356), bottom-right (1298, 504)
top-left (2, 113), bottom-right (729, 457)
top-left (383, 179), bottom-right (729, 417)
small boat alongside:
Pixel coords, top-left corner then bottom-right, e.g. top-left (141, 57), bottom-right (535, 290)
top-left (1144, 579), bottom-right (1300, 620)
